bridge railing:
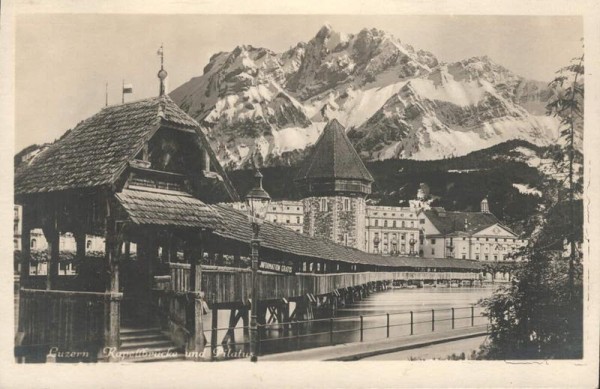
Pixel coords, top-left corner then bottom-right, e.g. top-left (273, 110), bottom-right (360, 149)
top-left (163, 263), bottom-right (481, 304)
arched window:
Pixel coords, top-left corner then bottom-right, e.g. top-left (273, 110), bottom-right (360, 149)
top-left (30, 239), bottom-right (36, 249)
top-left (384, 220), bottom-right (388, 227)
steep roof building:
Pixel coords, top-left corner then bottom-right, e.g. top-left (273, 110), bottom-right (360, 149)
top-left (295, 119), bottom-right (373, 197)
top-left (295, 120), bottom-right (373, 250)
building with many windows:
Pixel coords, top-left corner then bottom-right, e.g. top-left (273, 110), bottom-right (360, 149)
top-left (229, 200), bottom-right (304, 234)
top-left (364, 206), bottom-right (420, 255)
top-left (418, 199), bottom-right (526, 261)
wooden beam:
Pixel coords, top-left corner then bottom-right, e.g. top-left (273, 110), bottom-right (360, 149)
top-left (103, 198), bottom-right (123, 351)
top-left (210, 306), bottom-right (218, 359)
top-left (186, 230), bottom-right (205, 358)
top-left (19, 205), bottom-right (31, 281)
top-left (42, 218), bottom-right (59, 291)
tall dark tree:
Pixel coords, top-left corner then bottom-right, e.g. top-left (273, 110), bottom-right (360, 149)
top-left (480, 49), bottom-right (584, 359)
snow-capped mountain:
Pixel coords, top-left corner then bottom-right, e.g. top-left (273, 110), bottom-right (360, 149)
top-left (170, 25), bottom-right (562, 168)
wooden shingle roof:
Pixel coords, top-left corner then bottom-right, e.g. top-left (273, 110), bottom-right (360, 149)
top-left (115, 188), bottom-right (222, 230)
top-left (15, 95), bottom-right (238, 201)
top-left (213, 204), bottom-right (481, 271)
top-left (295, 119), bottom-right (374, 183)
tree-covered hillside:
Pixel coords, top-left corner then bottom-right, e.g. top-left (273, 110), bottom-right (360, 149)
top-left (228, 140), bottom-right (553, 236)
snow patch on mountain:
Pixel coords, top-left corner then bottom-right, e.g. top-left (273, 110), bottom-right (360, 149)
top-left (170, 26), bottom-right (564, 168)
top-left (513, 183), bottom-right (542, 197)
top-left (272, 122), bottom-right (326, 153)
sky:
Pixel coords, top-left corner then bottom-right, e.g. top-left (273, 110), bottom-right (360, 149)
top-left (15, 14), bottom-right (583, 152)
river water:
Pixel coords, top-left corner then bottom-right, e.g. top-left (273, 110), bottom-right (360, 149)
top-left (209, 286), bottom-right (496, 357)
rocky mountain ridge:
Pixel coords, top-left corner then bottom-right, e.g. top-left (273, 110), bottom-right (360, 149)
top-left (170, 25), bottom-right (563, 169)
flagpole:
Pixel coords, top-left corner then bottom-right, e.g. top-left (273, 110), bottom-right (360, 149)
top-left (105, 82), bottom-right (108, 107)
top-left (122, 79), bottom-right (124, 104)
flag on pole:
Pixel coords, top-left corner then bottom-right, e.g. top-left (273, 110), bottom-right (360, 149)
top-left (122, 83), bottom-right (133, 94)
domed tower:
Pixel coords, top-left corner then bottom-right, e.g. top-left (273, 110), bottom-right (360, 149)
top-left (295, 119), bottom-right (374, 251)
top-left (480, 197), bottom-right (490, 213)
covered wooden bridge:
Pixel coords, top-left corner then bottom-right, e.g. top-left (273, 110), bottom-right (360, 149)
top-left (14, 94), bottom-right (481, 362)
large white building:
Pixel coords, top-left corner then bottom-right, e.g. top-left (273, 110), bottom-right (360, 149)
top-left (364, 206), bottom-right (420, 255)
top-left (418, 199), bottom-right (527, 261)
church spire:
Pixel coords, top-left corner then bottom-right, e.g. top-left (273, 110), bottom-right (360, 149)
top-left (157, 44), bottom-right (168, 96)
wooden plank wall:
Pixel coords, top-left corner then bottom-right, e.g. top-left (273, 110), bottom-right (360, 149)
top-left (18, 289), bottom-right (108, 352)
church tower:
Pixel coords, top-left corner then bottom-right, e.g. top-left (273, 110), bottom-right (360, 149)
top-left (295, 119), bottom-right (374, 251)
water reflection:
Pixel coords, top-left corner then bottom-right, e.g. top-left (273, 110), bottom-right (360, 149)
top-left (206, 286), bottom-right (496, 358)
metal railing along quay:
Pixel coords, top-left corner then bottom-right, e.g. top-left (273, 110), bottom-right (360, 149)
top-left (205, 304), bottom-right (487, 359)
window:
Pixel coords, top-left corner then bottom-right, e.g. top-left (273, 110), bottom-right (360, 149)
top-left (485, 255), bottom-right (489, 261)
top-left (272, 207), bottom-right (276, 211)
top-left (486, 238), bottom-right (489, 241)
top-left (401, 234), bottom-right (406, 240)
top-left (431, 238), bottom-right (436, 244)
top-left (286, 207), bottom-right (289, 210)
top-left (296, 216), bottom-right (300, 224)
top-left (14, 240), bottom-right (18, 249)
top-left (420, 219), bottom-right (425, 224)
top-left (384, 220), bottom-right (388, 227)
top-left (30, 239), bottom-right (36, 249)
top-left (402, 221), bottom-right (405, 228)
top-left (303, 262), bottom-right (307, 272)
top-left (273, 218), bottom-right (277, 223)
top-left (401, 244), bottom-right (406, 253)
top-left (494, 255), bottom-right (498, 261)
top-left (410, 221), bottom-right (414, 228)
top-left (374, 220), bottom-right (378, 227)
top-left (296, 207), bottom-right (300, 211)
top-left (393, 221), bottom-right (396, 227)
top-left (86, 240), bottom-right (92, 249)
top-left (495, 238), bottom-right (498, 242)
top-left (286, 219), bottom-right (290, 224)
top-left (432, 248), bottom-right (435, 255)
top-left (462, 254), bottom-right (466, 259)
top-left (463, 237), bottom-right (466, 241)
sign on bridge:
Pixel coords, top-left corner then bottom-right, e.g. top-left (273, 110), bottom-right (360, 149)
top-left (258, 260), bottom-right (294, 275)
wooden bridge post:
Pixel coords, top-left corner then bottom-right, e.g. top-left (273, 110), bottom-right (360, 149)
top-left (103, 202), bottom-right (123, 355)
top-left (19, 205), bottom-right (31, 283)
top-left (186, 231), bottom-right (205, 360)
top-left (210, 306), bottom-right (218, 359)
top-left (42, 215), bottom-right (60, 291)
